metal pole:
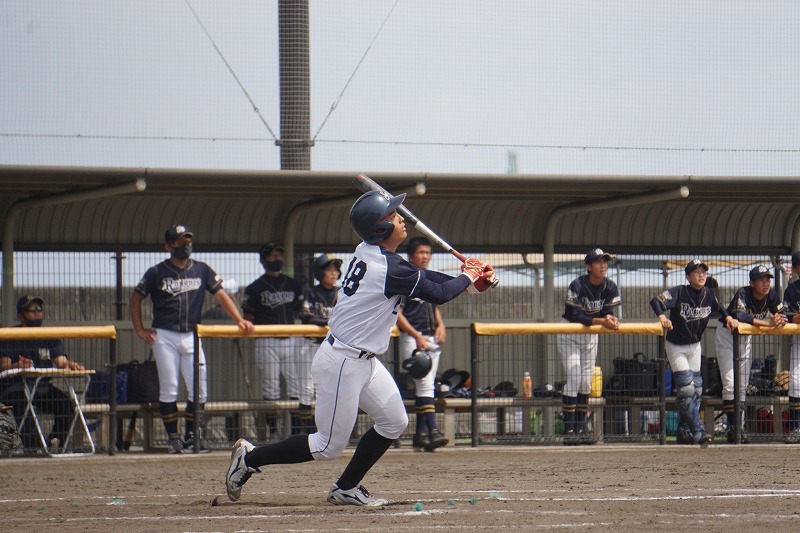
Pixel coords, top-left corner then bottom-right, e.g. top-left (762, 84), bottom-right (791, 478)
top-left (109, 337), bottom-right (117, 456)
top-left (733, 329), bottom-right (741, 444)
top-left (278, 0), bottom-right (312, 170)
top-left (193, 328), bottom-right (201, 453)
top-left (658, 335), bottom-right (666, 446)
top-left (470, 324), bottom-right (479, 447)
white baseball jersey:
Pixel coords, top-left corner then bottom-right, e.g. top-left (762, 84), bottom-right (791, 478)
top-left (329, 242), bottom-right (422, 354)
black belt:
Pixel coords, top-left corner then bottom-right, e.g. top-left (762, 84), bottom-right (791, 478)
top-left (326, 335), bottom-right (376, 359)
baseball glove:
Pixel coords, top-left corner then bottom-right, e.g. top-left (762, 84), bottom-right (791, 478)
top-left (0, 403), bottom-right (22, 452)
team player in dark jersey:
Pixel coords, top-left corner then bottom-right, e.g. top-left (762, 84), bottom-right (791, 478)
top-left (783, 252), bottom-right (800, 444)
top-left (300, 253), bottom-right (342, 329)
top-left (651, 259), bottom-right (737, 446)
top-left (243, 242), bottom-right (312, 436)
top-left (396, 237), bottom-right (449, 452)
top-left (226, 190), bottom-right (496, 506)
top-left (297, 253), bottom-right (344, 433)
top-left (557, 248), bottom-right (621, 445)
top-left (131, 225), bottom-right (254, 454)
top-left (715, 265), bottom-right (786, 443)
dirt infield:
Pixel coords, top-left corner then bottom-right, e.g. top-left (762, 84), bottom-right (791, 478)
top-left (2, 444), bottom-right (800, 532)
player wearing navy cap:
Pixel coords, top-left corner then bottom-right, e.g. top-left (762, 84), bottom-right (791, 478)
top-left (783, 252), bottom-right (800, 444)
top-left (651, 259), bottom-right (737, 446)
top-left (716, 265), bottom-right (786, 443)
top-left (226, 190), bottom-right (495, 506)
top-left (131, 224), bottom-right (254, 454)
top-left (557, 248), bottom-right (621, 445)
top-left (243, 242), bottom-right (313, 436)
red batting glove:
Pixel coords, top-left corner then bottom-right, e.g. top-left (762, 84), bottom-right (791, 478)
top-left (471, 266), bottom-right (498, 293)
top-left (460, 257), bottom-right (486, 282)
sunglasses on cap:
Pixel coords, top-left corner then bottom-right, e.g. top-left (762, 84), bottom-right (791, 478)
top-left (22, 305), bottom-right (43, 313)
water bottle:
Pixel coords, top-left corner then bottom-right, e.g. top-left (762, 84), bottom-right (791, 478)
top-left (522, 371), bottom-right (532, 399)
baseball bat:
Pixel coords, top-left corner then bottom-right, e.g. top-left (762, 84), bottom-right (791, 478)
top-left (352, 173), bottom-right (499, 288)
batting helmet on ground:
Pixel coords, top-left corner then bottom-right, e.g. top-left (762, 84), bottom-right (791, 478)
top-left (313, 253), bottom-right (343, 282)
top-left (349, 190), bottom-right (406, 244)
top-left (402, 350), bottom-right (433, 379)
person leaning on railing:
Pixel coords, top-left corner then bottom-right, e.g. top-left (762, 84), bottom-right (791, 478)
top-left (715, 265), bottom-right (786, 444)
top-left (557, 248), bottom-right (621, 446)
top-left (651, 260), bottom-right (737, 447)
top-left (783, 252), bottom-right (800, 444)
top-left (0, 295), bottom-right (84, 451)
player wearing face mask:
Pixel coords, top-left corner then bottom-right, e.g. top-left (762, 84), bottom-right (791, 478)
top-left (242, 243), bottom-right (311, 438)
top-left (130, 224), bottom-right (253, 453)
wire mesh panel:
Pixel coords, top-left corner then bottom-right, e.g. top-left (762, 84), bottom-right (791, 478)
top-left (471, 322), bottom-right (664, 446)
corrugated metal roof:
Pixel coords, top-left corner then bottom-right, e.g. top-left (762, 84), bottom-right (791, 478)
top-left (1, 165), bottom-right (800, 254)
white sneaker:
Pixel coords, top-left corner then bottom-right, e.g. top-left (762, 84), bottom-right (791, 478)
top-left (226, 438), bottom-right (259, 502)
top-left (327, 484), bottom-right (388, 507)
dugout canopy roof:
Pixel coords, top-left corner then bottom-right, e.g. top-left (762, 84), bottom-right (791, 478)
top-left (1, 165), bottom-right (800, 256)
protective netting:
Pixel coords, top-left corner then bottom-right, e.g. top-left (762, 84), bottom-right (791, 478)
top-left (1, 1), bottom-right (798, 174)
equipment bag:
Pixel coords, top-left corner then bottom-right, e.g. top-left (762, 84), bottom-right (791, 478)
top-left (123, 354), bottom-right (160, 403)
top-left (606, 353), bottom-right (658, 396)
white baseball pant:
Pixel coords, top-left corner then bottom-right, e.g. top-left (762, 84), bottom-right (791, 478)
top-left (307, 336), bottom-right (407, 461)
top-left (152, 328), bottom-right (207, 403)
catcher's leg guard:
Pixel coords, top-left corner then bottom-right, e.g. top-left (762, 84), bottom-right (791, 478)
top-left (674, 370), bottom-right (702, 433)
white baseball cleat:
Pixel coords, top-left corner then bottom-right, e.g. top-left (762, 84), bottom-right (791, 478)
top-left (226, 438), bottom-right (259, 502)
top-left (327, 484), bottom-right (388, 507)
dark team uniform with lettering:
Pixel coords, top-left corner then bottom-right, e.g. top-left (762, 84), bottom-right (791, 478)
top-left (716, 286), bottom-right (785, 402)
top-left (134, 258), bottom-right (223, 407)
top-left (300, 284), bottom-right (338, 333)
top-left (557, 275), bottom-right (621, 436)
top-left (650, 285), bottom-right (728, 346)
top-left (243, 274), bottom-right (303, 326)
top-left (135, 259), bottom-right (223, 331)
top-left (243, 273), bottom-right (311, 406)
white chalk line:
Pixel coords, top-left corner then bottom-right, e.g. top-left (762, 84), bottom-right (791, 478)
top-left (2, 486), bottom-right (800, 506)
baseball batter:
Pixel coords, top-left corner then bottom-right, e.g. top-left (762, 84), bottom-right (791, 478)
top-left (131, 224), bottom-right (254, 454)
top-left (650, 259), bottom-right (736, 446)
top-left (715, 265), bottom-right (786, 443)
top-left (226, 190), bottom-right (496, 506)
top-left (396, 237), bottom-right (449, 452)
top-left (783, 252), bottom-right (800, 444)
top-left (557, 248), bottom-right (621, 445)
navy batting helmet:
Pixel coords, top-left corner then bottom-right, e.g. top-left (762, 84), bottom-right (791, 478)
top-left (313, 253), bottom-right (343, 282)
top-left (402, 350), bottom-right (433, 379)
top-left (349, 190), bottom-right (406, 244)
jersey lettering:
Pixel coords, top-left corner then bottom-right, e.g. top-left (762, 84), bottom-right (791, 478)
top-left (160, 277), bottom-right (202, 296)
top-left (342, 259), bottom-right (367, 296)
top-left (679, 303), bottom-right (711, 321)
top-left (259, 291), bottom-right (296, 309)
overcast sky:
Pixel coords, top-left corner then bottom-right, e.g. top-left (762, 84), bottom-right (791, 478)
top-left (2, 1), bottom-right (799, 175)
